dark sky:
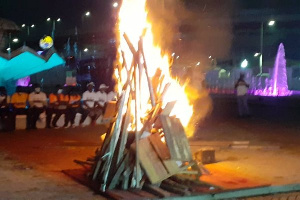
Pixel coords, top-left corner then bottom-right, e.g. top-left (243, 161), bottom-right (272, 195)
top-left (0, 0), bottom-right (112, 28)
top-left (1, 0), bottom-right (300, 26)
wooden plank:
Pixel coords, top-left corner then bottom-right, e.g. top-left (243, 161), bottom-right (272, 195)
top-left (106, 190), bottom-right (143, 200)
top-left (103, 101), bottom-right (117, 119)
top-left (160, 115), bottom-right (192, 161)
top-left (149, 132), bottom-right (170, 160)
top-left (116, 95), bottom-right (132, 165)
top-left (108, 153), bottom-right (129, 190)
top-left (137, 138), bottom-right (168, 184)
top-left (143, 183), bottom-right (174, 198)
top-left (161, 101), bottom-right (177, 116)
top-left (129, 189), bottom-right (157, 198)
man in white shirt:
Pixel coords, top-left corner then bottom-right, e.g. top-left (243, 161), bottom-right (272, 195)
top-left (235, 74), bottom-right (250, 117)
top-left (82, 82), bottom-right (101, 126)
top-left (28, 84), bottom-right (47, 129)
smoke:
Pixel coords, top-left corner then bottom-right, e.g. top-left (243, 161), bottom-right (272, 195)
top-left (146, 0), bottom-right (234, 137)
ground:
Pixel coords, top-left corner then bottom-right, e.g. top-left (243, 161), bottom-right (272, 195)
top-left (0, 95), bottom-right (300, 199)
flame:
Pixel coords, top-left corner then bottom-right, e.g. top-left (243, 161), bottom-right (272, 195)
top-left (115, 0), bottom-right (193, 129)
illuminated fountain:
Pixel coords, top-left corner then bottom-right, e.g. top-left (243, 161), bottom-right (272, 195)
top-left (254, 43), bottom-right (292, 96)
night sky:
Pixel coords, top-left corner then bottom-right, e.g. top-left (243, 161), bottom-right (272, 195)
top-left (0, 0), bottom-right (112, 28)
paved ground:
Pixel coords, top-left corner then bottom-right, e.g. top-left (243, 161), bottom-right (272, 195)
top-left (0, 95), bottom-right (300, 199)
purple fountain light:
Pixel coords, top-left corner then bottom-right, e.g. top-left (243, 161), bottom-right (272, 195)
top-left (254, 43), bottom-right (292, 96)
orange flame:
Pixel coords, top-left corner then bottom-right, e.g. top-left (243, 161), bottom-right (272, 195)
top-left (115, 0), bottom-right (193, 129)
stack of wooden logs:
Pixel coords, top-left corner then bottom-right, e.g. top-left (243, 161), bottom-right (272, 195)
top-left (86, 32), bottom-right (199, 192)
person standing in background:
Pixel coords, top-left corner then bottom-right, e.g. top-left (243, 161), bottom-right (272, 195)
top-left (28, 84), bottom-right (47, 129)
top-left (235, 74), bottom-right (250, 117)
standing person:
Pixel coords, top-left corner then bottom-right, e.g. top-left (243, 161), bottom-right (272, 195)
top-left (46, 85), bottom-right (60, 128)
top-left (82, 82), bottom-right (100, 126)
top-left (0, 87), bottom-right (10, 131)
top-left (10, 86), bottom-right (29, 130)
top-left (28, 84), bottom-right (47, 129)
top-left (235, 74), bottom-right (250, 117)
top-left (51, 87), bottom-right (69, 128)
top-left (64, 88), bottom-right (88, 128)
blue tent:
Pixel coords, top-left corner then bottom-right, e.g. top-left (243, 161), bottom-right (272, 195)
top-left (0, 46), bottom-right (65, 82)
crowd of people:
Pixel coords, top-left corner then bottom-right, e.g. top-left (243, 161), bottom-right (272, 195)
top-left (0, 82), bottom-right (116, 131)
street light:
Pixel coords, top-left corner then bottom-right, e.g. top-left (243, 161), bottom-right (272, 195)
top-left (84, 48), bottom-right (89, 52)
top-left (21, 24), bottom-right (25, 28)
top-left (6, 47), bottom-right (11, 51)
top-left (31, 24), bottom-right (35, 28)
top-left (12, 38), bottom-right (19, 43)
top-left (57, 18), bottom-right (61, 22)
top-left (47, 17), bottom-right (51, 22)
top-left (85, 11), bottom-right (90, 16)
top-left (241, 59), bottom-right (248, 69)
top-left (113, 2), bottom-right (119, 8)
top-left (254, 53), bottom-right (260, 57)
top-left (259, 20), bottom-right (276, 75)
top-left (268, 20), bottom-right (275, 26)
top-left (196, 62), bottom-right (201, 66)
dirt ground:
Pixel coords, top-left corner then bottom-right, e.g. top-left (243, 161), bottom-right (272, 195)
top-left (0, 95), bottom-right (300, 199)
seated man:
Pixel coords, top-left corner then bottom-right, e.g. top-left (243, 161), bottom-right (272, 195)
top-left (64, 88), bottom-right (88, 128)
top-left (46, 85), bottom-right (60, 128)
top-left (10, 86), bottom-right (29, 130)
top-left (82, 82), bottom-right (101, 126)
top-left (0, 87), bottom-right (10, 131)
top-left (28, 84), bottom-right (47, 130)
top-left (95, 84), bottom-right (109, 115)
top-left (51, 87), bottom-right (69, 128)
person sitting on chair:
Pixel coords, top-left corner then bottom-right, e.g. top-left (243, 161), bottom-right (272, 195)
top-left (10, 86), bottom-right (29, 130)
top-left (28, 84), bottom-right (47, 130)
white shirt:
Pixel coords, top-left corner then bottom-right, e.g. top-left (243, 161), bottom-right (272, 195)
top-left (82, 91), bottom-right (97, 108)
top-left (237, 85), bottom-right (248, 96)
top-left (96, 91), bottom-right (108, 107)
top-left (29, 92), bottom-right (47, 108)
top-left (107, 91), bottom-right (117, 101)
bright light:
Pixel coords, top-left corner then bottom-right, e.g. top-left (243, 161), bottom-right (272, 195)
top-left (176, 56), bottom-right (180, 59)
top-left (254, 53), bottom-right (260, 57)
top-left (209, 56), bottom-right (212, 59)
top-left (196, 62), bottom-right (201, 66)
top-left (31, 24), bottom-right (35, 28)
top-left (21, 24), bottom-right (25, 28)
top-left (241, 59), bottom-right (248, 68)
top-left (171, 52), bottom-right (175, 57)
top-left (268, 20), bottom-right (275, 26)
top-left (85, 11), bottom-right (90, 16)
top-left (84, 48), bottom-right (89, 52)
top-left (57, 18), bottom-right (61, 22)
top-left (6, 48), bottom-right (11, 51)
top-left (113, 2), bottom-right (118, 8)
top-left (12, 38), bottom-right (19, 43)
top-left (47, 18), bottom-right (51, 21)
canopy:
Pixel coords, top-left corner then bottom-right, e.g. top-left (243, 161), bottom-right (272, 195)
top-left (0, 46), bottom-right (65, 81)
